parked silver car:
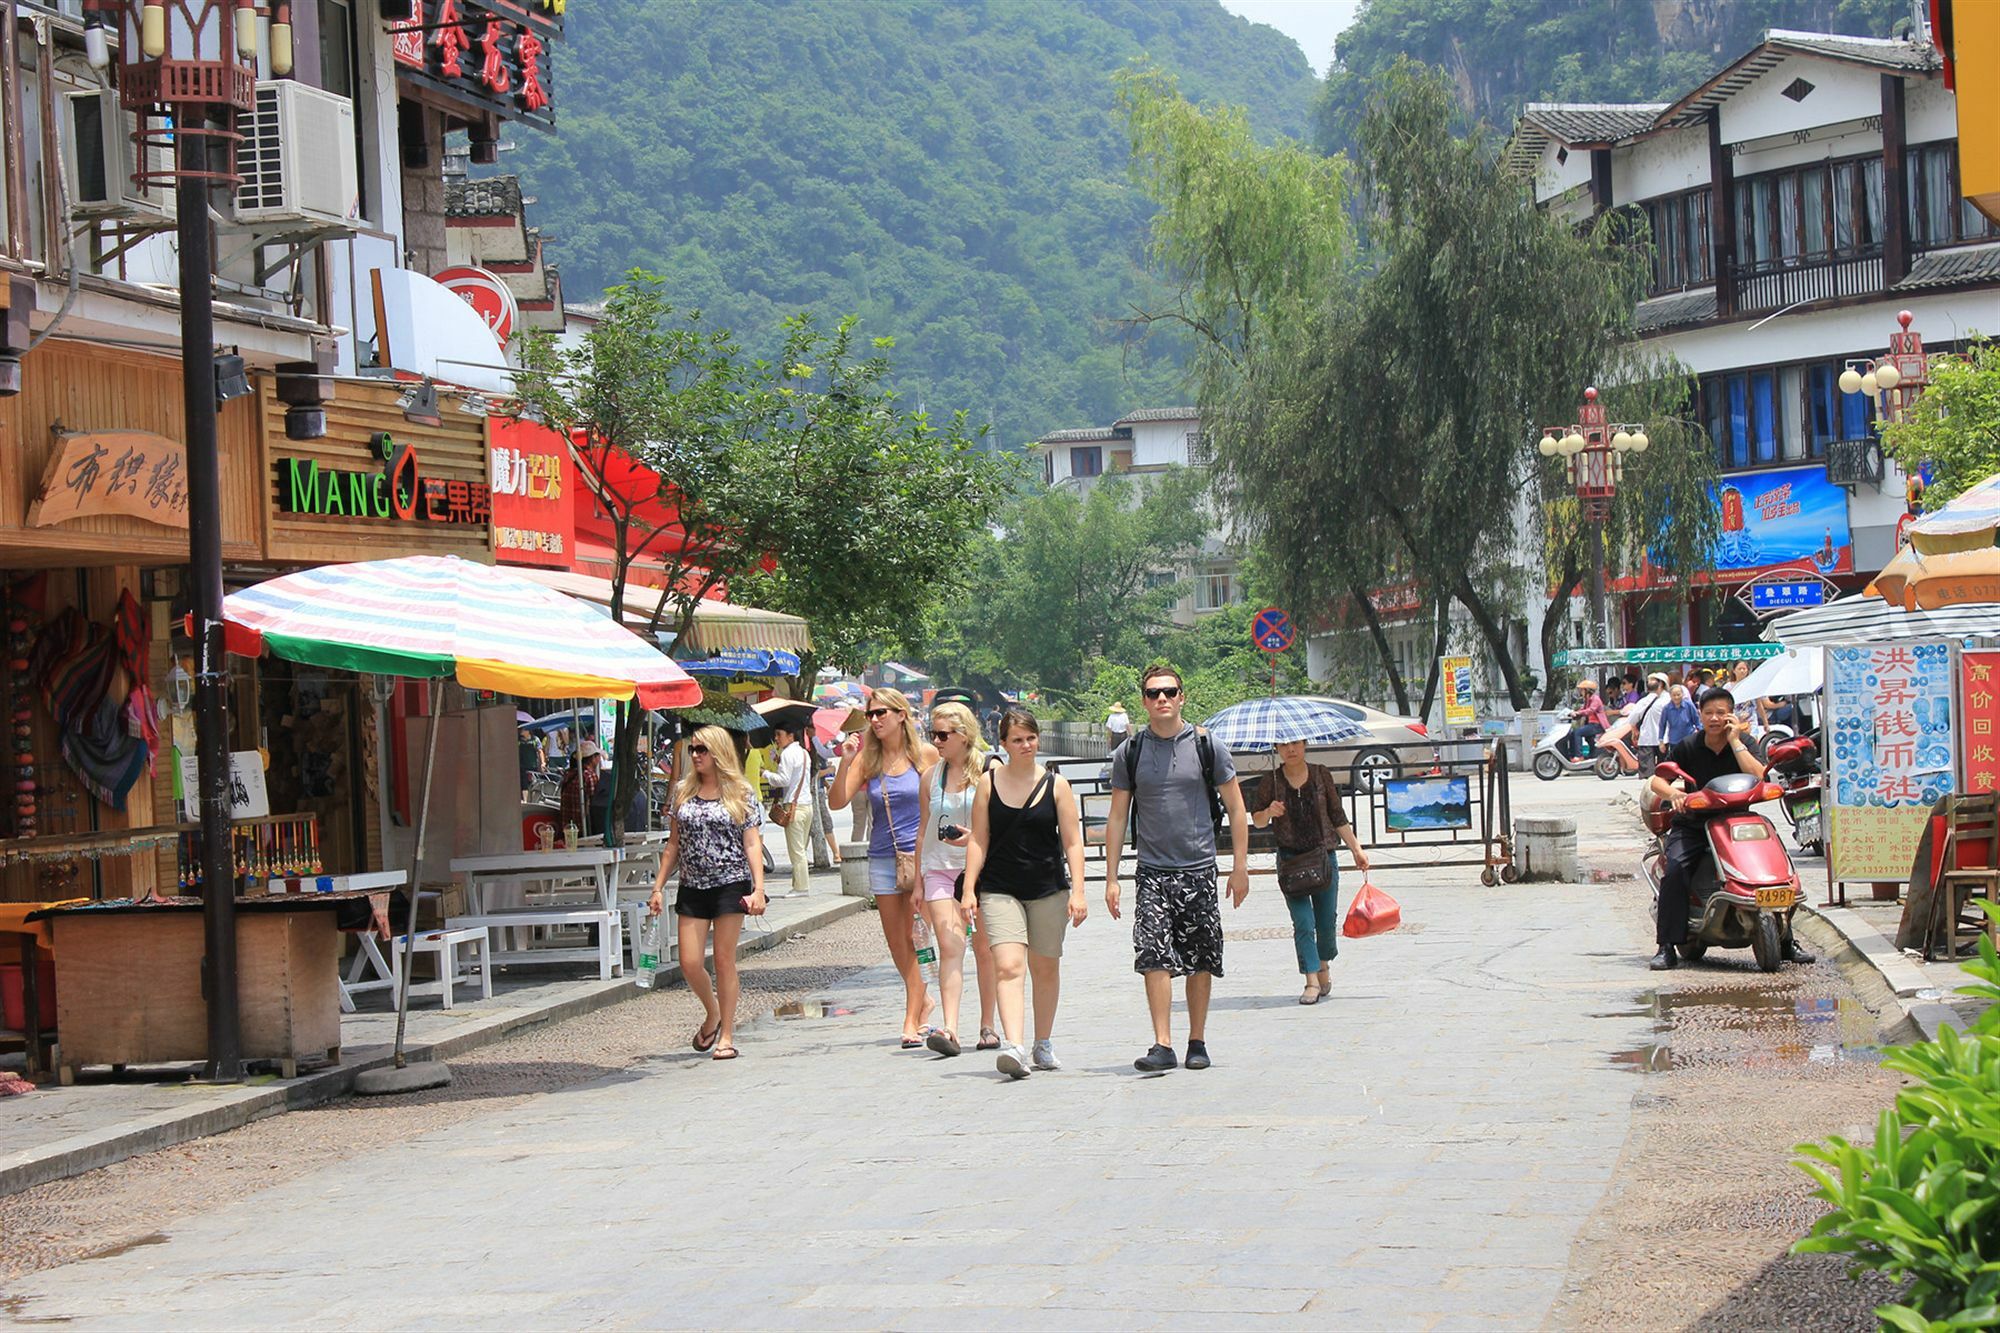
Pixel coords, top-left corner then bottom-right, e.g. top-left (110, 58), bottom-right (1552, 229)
top-left (1305, 696), bottom-right (1437, 792)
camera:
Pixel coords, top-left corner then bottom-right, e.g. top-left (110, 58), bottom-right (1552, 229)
top-left (939, 823), bottom-right (966, 841)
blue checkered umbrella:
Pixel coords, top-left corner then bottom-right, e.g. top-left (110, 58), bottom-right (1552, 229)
top-left (1201, 697), bottom-right (1368, 753)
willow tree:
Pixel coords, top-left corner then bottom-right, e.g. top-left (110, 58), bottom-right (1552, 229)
top-left (1125, 59), bottom-right (1717, 711)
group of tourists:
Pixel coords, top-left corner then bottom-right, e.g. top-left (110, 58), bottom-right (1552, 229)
top-left (1568, 658), bottom-right (1813, 775)
top-left (646, 663), bottom-right (1366, 1076)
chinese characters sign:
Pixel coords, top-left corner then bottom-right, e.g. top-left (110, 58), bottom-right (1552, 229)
top-left (1440, 655), bottom-right (1475, 728)
top-left (393, 0), bottom-right (559, 130)
top-left (275, 435), bottom-right (491, 527)
top-left (29, 431), bottom-right (189, 530)
top-left (1827, 643), bottom-right (1954, 881)
top-left (1962, 651), bottom-right (2000, 795)
top-left (1748, 579), bottom-right (1827, 612)
top-left (488, 418), bottom-right (574, 568)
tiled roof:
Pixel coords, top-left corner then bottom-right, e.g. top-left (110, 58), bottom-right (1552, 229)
top-left (1504, 103), bottom-right (1666, 172)
top-left (1894, 244), bottom-right (2000, 291)
top-left (1634, 289), bottom-right (1718, 335)
top-left (444, 175), bottom-right (523, 218)
top-left (1035, 426), bottom-right (1129, 445)
top-left (1111, 406), bottom-right (1198, 425)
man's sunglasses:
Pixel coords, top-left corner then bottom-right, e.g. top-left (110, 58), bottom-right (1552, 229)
top-left (1143, 686), bottom-right (1182, 700)
top-left (864, 707), bottom-right (896, 720)
top-left (688, 744), bottom-right (709, 756)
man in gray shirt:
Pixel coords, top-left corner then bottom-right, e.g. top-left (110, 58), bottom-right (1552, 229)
top-left (1105, 662), bottom-right (1250, 1073)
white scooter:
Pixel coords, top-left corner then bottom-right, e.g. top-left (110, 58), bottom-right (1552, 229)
top-left (1532, 709), bottom-right (1621, 782)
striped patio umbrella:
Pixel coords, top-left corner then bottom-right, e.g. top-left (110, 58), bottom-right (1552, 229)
top-left (220, 555), bottom-right (702, 708)
top-left (1201, 696), bottom-right (1368, 754)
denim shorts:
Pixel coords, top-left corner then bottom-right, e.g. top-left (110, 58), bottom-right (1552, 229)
top-left (868, 855), bottom-right (904, 894)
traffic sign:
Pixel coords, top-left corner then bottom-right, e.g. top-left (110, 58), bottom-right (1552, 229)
top-left (1252, 606), bottom-right (1294, 653)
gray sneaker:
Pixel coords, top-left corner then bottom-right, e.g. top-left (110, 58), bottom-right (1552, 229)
top-left (1031, 1039), bottom-right (1061, 1071)
top-left (996, 1045), bottom-right (1031, 1080)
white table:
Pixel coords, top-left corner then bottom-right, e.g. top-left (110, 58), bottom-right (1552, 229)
top-left (448, 848), bottom-right (654, 979)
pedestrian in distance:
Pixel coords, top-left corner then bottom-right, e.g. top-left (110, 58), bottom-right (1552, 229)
top-left (1105, 699), bottom-right (1131, 752)
top-left (1251, 733), bottom-right (1371, 1004)
top-left (1564, 680), bottom-right (1608, 760)
top-left (1660, 683), bottom-right (1700, 747)
top-left (915, 702), bottom-right (1001, 1057)
top-left (1104, 662), bottom-right (1250, 1073)
top-left (646, 724), bottom-right (769, 1060)
top-left (962, 707), bottom-right (1088, 1078)
top-left (1632, 672), bottom-right (1672, 771)
top-left (764, 722), bottom-right (813, 898)
top-left (1645, 688), bottom-right (1812, 972)
top-left (806, 731), bottom-right (841, 870)
top-left (831, 687), bottom-right (940, 1047)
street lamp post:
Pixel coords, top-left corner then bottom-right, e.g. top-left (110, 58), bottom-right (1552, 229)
top-left (1841, 309), bottom-right (1928, 424)
top-left (1540, 387), bottom-right (1649, 649)
top-left (91, 0), bottom-right (260, 1081)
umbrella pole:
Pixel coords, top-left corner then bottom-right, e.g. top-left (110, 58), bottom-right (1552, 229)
top-left (392, 685), bottom-right (443, 1067)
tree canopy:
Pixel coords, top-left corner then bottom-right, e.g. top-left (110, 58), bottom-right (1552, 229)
top-left (1882, 340), bottom-right (2000, 509)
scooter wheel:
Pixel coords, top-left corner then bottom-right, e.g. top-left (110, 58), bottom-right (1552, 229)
top-left (1594, 753), bottom-right (1621, 781)
top-left (1532, 752), bottom-right (1562, 782)
top-left (1675, 941), bottom-right (1707, 962)
top-left (1752, 913), bottom-right (1783, 973)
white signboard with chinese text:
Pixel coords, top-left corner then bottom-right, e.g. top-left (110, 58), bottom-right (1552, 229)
top-left (1826, 643), bottom-right (1954, 882)
top-left (176, 748), bottom-right (271, 820)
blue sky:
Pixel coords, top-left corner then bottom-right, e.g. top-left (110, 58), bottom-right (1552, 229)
top-left (1218, 0), bottom-right (1363, 75)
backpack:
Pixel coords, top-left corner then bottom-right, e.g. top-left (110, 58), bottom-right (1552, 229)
top-left (1122, 727), bottom-right (1225, 841)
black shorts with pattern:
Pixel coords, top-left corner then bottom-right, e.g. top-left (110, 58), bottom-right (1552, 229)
top-left (1132, 864), bottom-right (1224, 978)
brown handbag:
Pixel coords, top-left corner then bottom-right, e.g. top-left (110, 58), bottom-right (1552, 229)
top-left (880, 769), bottom-right (920, 893)
top-left (1273, 768), bottom-right (1335, 898)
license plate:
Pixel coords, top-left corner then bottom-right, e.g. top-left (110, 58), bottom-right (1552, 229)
top-left (1791, 798), bottom-right (1819, 819)
top-left (1756, 887), bottom-right (1795, 909)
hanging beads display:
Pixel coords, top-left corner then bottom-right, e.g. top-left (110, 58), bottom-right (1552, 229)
top-left (6, 580), bottom-right (36, 840)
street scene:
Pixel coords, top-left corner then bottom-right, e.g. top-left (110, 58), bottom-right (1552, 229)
top-left (2, 0), bottom-right (2000, 1329)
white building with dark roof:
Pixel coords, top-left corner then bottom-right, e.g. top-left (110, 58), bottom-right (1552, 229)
top-left (1510, 24), bottom-right (1998, 651)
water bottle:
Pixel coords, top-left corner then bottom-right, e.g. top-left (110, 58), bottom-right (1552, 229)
top-left (912, 912), bottom-right (937, 968)
top-left (634, 912), bottom-right (664, 990)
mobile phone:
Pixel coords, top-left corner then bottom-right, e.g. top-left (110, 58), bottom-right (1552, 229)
top-left (939, 823), bottom-right (966, 841)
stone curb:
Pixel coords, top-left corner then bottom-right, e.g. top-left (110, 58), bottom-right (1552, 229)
top-left (0, 896), bottom-right (866, 1199)
top-left (1794, 902), bottom-right (1957, 1043)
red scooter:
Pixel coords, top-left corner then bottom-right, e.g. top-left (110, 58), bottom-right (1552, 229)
top-left (1762, 736), bottom-right (1825, 858)
top-left (1640, 762), bottom-right (1804, 973)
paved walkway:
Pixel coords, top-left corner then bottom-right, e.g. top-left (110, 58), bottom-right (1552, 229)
top-left (1, 843), bottom-right (1664, 1328)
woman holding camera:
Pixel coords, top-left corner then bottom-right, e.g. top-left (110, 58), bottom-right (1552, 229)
top-left (915, 702), bottom-right (999, 1057)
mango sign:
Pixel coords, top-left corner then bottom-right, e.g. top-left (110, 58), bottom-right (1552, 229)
top-left (29, 431), bottom-right (189, 529)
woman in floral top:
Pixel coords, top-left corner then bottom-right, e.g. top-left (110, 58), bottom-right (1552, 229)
top-left (648, 724), bottom-right (767, 1060)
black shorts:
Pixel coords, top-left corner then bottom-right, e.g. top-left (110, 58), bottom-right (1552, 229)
top-left (1132, 864), bottom-right (1224, 978)
top-left (676, 879), bottom-right (751, 920)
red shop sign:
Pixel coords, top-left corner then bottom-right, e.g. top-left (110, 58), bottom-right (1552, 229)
top-left (433, 266), bottom-right (517, 347)
top-left (489, 417), bottom-right (574, 569)
top-left (1963, 650), bottom-right (2000, 795)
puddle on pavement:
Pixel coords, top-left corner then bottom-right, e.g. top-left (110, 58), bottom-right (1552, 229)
top-left (1607, 987), bottom-right (1884, 1074)
top-left (77, 1232), bottom-right (170, 1262)
top-left (770, 1000), bottom-right (859, 1020)
top-left (0, 1296), bottom-right (74, 1324)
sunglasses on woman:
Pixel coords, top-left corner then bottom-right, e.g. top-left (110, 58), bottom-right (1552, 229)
top-left (688, 744), bottom-right (709, 756)
top-left (930, 730), bottom-right (956, 743)
top-left (864, 707), bottom-right (896, 720)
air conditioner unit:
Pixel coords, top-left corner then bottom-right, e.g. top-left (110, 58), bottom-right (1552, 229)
top-left (61, 89), bottom-right (174, 221)
top-left (234, 81), bottom-right (359, 229)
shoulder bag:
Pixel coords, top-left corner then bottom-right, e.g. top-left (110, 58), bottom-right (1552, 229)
top-left (1273, 767), bottom-right (1333, 898)
top-left (879, 768), bottom-right (920, 894)
top-left (768, 748), bottom-right (803, 828)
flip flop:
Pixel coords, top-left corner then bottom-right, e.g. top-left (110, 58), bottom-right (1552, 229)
top-left (976, 1027), bottom-right (1001, 1051)
top-left (712, 1044), bottom-right (739, 1061)
top-left (693, 1022), bottom-right (720, 1053)
top-left (925, 1030), bottom-right (961, 1057)
top-left (900, 1036), bottom-right (924, 1049)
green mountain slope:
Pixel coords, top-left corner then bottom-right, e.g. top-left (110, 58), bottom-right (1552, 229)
top-left (1315, 0), bottom-right (1911, 151)
top-left (509, 0), bottom-right (1317, 448)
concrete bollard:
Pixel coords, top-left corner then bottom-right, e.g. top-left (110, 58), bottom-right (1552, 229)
top-left (840, 842), bottom-right (873, 898)
top-left (1515, 815), bottom-right (1579, 882)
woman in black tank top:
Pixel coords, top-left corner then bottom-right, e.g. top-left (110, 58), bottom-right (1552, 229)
top-left (963, 709), bottom-right (1087, 1080)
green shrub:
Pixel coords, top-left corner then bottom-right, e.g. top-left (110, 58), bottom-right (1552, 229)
top-left (1792, 903), bottom-right (2000, 1330)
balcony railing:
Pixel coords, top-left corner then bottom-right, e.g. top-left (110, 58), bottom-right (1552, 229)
top-left (1825, 437), bottom-right (1885, 488)
top-left (1730, 247), bottom-right (1883, 314)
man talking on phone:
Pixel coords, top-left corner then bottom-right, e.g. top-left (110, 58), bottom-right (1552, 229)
top-left (1645, 687), bottom-right (1813, 970)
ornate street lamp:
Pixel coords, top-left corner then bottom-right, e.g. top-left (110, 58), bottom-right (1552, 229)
top-left (87, 0), bottom-right (259, 1081)
top-left (1539, 387), bottom-right (1648, 648)
top-left (1840, 309), bottom-right (1929, 425)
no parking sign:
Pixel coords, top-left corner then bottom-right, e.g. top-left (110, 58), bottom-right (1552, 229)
top-left (1252, 607), bottom-right (1294, 654)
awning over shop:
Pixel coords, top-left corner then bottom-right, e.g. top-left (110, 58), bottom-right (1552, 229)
top-left (510, 567), bottom-right (812, 656)
top-left (1555, 643), bottom-right (1782, 668)
top-left (679, 646), bottom-right (803, 677)
top-left (1762, 597), bottom-right (2000, 647)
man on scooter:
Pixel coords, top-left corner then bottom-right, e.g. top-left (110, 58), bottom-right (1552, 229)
top-left (1646, 687), bottom-right (1815, 971)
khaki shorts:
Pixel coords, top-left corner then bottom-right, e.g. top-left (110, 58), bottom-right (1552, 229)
top-left (980, 890), bottom-right (1069, 958)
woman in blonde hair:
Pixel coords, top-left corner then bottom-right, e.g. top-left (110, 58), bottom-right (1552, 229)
top-left (832, 687), bottom-right (939, 1047)
top-left (647, 724), bottom-right (767, 1061)
top-left (916, 701), bottom-right (1000, 1056)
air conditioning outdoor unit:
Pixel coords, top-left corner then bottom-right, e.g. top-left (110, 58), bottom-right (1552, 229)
top-left (61, 89), bottom-right (174, 221)
top-left (234, 81), bottom-right (359, 229)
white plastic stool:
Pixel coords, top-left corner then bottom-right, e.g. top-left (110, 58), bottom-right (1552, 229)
top-left (391, 926), bottom-right (492, 1010)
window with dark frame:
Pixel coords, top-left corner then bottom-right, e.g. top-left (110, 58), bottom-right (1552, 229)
top-left (1906, 141), bottom-right (2000, 249)
top-left (1732, 155), bottom-right (1886, 272)
top-left (1641, 188), bottom-right (1714, 293)
top-left (1070, 445), bottom-right (1103, 478)
top-left (1700, 358), bottom-right (1878, 472)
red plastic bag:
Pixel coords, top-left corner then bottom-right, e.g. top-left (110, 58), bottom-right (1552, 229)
top-left (1342, 880), bottom-right (1401, 938)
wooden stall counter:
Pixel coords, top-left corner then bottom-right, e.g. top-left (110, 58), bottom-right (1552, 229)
top-left (31, 891), bottom-right (376, 1085)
